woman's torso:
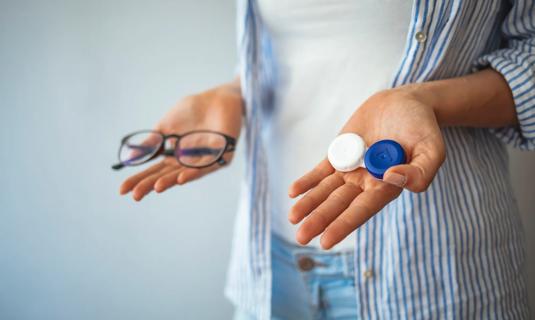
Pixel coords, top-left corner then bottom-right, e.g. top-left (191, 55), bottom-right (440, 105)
top-left (258, 0), bottom-right (413, 249)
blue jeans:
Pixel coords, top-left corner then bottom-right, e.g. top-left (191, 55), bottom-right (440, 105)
top-left (234, 234), bottom-right (357, 320)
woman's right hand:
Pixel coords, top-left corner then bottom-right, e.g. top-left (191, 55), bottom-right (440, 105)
top-left (119, 80), bottom-right (243, 201)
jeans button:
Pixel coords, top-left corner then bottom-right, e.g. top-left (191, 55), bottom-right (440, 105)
top-left (363, 269), bottom-right (374, 279)
top-left (297, 256), bottom-right (315, 271)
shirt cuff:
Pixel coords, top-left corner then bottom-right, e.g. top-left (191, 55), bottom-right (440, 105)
top-left (473, 46), bottom-right (535, 150)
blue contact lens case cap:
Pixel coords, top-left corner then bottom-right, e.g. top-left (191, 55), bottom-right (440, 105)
top-left (364, 140), bottom-right (406, 179)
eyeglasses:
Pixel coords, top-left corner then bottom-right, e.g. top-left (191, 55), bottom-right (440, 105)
top-left (111, 130), bottom-right (236, 170)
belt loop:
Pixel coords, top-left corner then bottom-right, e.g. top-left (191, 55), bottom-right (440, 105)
top-left (342, 252), bottom-right (349, 277)
top-left (343, 251), bottom-right (353, 277)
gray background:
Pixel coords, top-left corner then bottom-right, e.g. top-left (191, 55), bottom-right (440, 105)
top-left (0, 0), bottom-right (533, 319)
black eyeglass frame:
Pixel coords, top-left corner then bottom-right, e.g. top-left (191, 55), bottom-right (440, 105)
top-left (112, 129), bottom-right (237, 170)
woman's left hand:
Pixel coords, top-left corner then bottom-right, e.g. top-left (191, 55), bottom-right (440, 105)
top-left (288, 87), bottom-right (446, 249)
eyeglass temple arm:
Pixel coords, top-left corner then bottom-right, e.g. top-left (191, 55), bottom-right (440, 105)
top-left (111, 163), bottom-right (125, 170)
top-left (162, 145), bottom-right (237, 160)
top-left (176, 147), bottom-right (225, 156)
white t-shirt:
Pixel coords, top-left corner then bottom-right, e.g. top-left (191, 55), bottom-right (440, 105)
top-left (258, 0), bottom-right (413, 250)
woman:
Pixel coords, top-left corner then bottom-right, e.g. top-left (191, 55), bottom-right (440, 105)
top-left (119, 0), bottom-right (534, 318)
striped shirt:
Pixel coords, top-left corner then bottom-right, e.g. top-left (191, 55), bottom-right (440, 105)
top-left (225, 0), bottom-right (535, 319)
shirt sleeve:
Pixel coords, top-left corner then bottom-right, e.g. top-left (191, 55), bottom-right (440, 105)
top-left (472, 0), bottom-right (535, 150)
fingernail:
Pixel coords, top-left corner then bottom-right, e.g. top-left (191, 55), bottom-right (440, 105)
top-left (288, 186), bottom-right (296, 198)
top-left (288, 214), bottom-right (298, 225)
top-left (384, 172), bottom-right (407, 188)
top-left (320, 238), bottom-right (333, 251)
top-left (296, 232), bottom-right (309, 246)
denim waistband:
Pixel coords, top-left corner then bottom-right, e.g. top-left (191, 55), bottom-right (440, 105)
top-left (271, 233), bottom-right (355, 278)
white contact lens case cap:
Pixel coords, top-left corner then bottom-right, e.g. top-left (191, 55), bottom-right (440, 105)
top-left (327, 133), bottom-right (366, 172)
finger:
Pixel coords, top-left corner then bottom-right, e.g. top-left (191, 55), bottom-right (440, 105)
top-left (132, 166), bottom-right (176, 201)
top-left (288, 159), bottom-right (334, 198)
top-left (320, 184), bottom-right (400, 249)
top-left (296, 183), bottom-right (361, 246)
top-left (119, 161), bottom-right (167, 195)
top-left (288, 174), bottom-right (344, 225)
top-left (383, 139), bottom-right (445, 192)
top-left (154, 168), bottom-right (184, 193)
top-left (177, 166), bottom-right (219, 185)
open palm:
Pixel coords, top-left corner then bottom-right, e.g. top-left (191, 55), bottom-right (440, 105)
top-left (288, 89), bottom-right (446, 249)
top-left (119, 84), bottom-right (243, 201)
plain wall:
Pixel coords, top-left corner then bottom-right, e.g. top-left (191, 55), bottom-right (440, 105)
top-left (0, 1), bottom-right (533, 319)
top-left (0, 1), bottom-right (239, 319)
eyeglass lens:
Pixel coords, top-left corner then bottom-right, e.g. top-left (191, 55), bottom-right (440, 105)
top-left (119, 131), bottom-right (163, 166)
top-left (176, 132), bottom-right (227, 167)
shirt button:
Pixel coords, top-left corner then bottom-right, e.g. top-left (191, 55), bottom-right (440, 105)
top-left (363, 269), bottom-right (374, 279)
top-left (415, 31), bottom-right (427, 43)
top-left (297, 256), bottom-right (315, 271)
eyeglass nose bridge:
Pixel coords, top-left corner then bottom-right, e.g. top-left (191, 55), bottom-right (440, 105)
top-left (162, 149), bottom-right (176, 157)
top-left (159, 134), bottom-right (182, 156)
top-left (163, 134), bottom-right (182, 140)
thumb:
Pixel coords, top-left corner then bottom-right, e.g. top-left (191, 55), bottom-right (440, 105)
top-left (383, 147), bottom-right (445, 193)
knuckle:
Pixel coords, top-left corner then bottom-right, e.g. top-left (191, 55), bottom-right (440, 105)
top-left (352, 203), bottom-right (373, 217)
top-left (292, 200), bottom-right (307, 214)
top-left (328, 190), bottom-right (344, 203)
top-left (411, 179), bottom-right (430, 193)
top-left (308, 212), bottom-right (329, 230)
top-left (299, 223), bottom-right (316, 239)
top-left (434, 145), bottom-right (446, 163)
top-left (439, 148), bottom-right (446, 164)
top-left (335, 215), bottom-right (357, 235)
top-left (309, 187), bottom-right (327, 203)
top-left (325, 174), bottom-right (344, 189)
top-left (319, 176), bottom-right (334, 189)
top-left (318, 160), bottom-right (334, 174)
top-left (297, 195), bottom-right (313, 208)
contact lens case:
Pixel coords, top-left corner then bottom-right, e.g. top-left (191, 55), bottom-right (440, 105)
top-left (327, 133), bottom-right (406, 179)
